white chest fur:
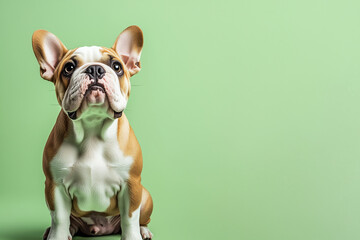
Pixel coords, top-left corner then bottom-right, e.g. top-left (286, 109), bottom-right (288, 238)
top-left (50, 120), bottom-right (133, 212)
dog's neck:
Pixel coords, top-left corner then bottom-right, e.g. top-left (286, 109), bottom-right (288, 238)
top-left (70, 106), bottom-right (116, 143)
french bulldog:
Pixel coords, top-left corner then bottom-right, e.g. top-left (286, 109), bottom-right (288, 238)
top-left (32, 25), bottom-right (153, 240)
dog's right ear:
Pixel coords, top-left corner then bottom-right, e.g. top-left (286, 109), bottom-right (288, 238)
top-left (112, 26), bottom-right (143, 77)
top-left (32, 30), bottom-right (67, 81)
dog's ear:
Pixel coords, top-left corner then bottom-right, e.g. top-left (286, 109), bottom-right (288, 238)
top-left (112, 25), bottom-right (143, 77)
top-left (32, 30), bottom-right (67, 81)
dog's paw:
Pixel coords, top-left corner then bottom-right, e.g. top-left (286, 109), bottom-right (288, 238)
top-left (121, 230), bottom-right (142, 240)
top-left (46, 236), bottom-right (72, 240)
top-left (43, 226), bottom-right (74, 240)
top-left (43, 227), bottom-right (72, 240)
top-left (140, 226), bottom-right (153, 240)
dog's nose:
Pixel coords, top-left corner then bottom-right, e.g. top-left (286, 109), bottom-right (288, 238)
top-left (85, 65), bottom-right (105, 81)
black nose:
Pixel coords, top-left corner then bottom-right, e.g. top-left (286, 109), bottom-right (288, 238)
top-left (85, 65), bottom-right (105, 81)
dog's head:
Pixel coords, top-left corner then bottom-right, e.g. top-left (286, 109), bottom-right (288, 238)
top-left (32, 26), bottom-right (143, 121)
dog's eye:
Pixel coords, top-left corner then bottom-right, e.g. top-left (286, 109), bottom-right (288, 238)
top-left (63, 62), bottom-right (75, 76)
top-left (111, 61), bottom-right (123, 75)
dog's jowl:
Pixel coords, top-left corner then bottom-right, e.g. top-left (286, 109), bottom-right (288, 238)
top-left (32, 26), bottom-right (153, 240)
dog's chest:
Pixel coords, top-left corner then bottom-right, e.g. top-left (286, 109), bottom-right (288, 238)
top-left (50, 135), bottom-right (133, 212)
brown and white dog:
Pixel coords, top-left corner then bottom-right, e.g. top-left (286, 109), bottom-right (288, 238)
top-left (32, 26), bottom-right (153, 240)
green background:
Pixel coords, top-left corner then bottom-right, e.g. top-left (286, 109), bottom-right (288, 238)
top-left (1, 0), bottom-right (360, 239)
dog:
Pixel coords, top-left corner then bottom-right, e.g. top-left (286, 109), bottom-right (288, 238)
top-left (32, 25), bottom-right (153, 240)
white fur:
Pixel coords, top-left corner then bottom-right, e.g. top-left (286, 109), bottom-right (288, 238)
top-left (47, 186), bottom-right (72, 240)
top-left (50, 119), bottom-right (133, 212)
top-left (74, 46), bottom-right (103, 63)
top-left (118, 185), bottom-right (142, 240)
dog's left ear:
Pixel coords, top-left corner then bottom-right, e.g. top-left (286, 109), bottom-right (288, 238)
top-left (32, 30), bottom-right (67, 81)
top-left (113, 25), bottom-right (143, 76)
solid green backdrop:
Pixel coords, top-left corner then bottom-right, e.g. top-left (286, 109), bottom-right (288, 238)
top-left (1, 0), bottom-right (360, 240)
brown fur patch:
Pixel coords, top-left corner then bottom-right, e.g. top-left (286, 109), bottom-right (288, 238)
top-left (53, 49), bottom-right (77, 104)
top-left (101, 47), bottom-right (131, 99)
top-left (140, 187), bottom-right (153, 226)
top-left (43, 110), bottom-right (71, 210)
top-left (117, 114), bottom-right (144, 217)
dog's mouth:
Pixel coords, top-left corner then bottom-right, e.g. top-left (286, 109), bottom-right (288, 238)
top-left (67, 83), bottom-right (123, 120)
top-left (85, 83), bottom-right (105, 94)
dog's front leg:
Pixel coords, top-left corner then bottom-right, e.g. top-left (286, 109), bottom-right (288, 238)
top-left (118, 182), bottom-right (142, 240)
top-left (46, 185), bottom-right (72, 240)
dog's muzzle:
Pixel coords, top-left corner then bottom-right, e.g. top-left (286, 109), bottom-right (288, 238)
top-left (66, 64), bottom-right (123, 120)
